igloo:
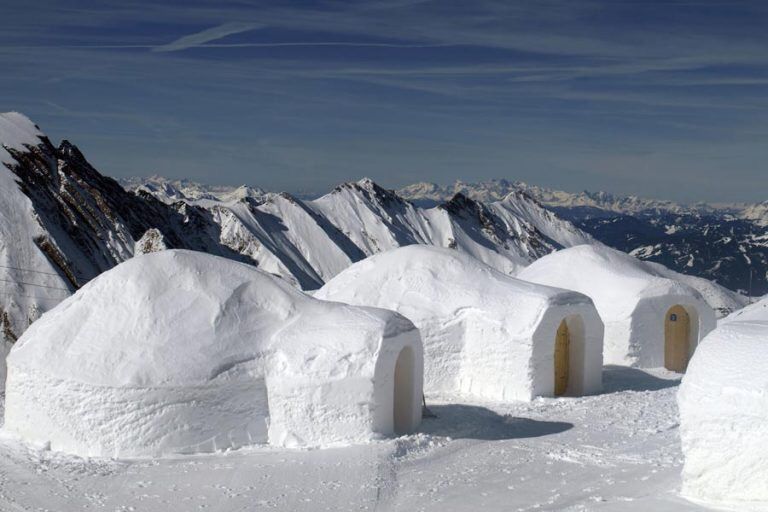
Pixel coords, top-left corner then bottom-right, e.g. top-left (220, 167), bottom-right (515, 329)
top-left (517, 245), bottom-right (716, 370)
top-left (315, 245), bottom-right (604, 401)
top-left (678, 318), bottom-right (768, 510)
top-left (4, 250), bottom-right (424, 458)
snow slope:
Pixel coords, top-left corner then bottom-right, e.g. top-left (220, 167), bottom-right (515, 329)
top-left (0, 113), bottom-right (74, 377)
top-left (5, 250), bottom-right (423, 457)
top-left (317, 245), bottom-right (603, 401)
top-left (678, 319), bottom-right (768, 510)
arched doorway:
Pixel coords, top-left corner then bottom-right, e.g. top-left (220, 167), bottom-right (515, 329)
top-left (554, 319), bottom-right (570, 396)
top-left (665, 305), bottom-right (691, 372)
top-left (393, 346), bottom-right (416, 434)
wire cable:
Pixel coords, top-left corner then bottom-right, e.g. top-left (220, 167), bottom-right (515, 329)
top-left (0, 277), bottom-right (72, 291)
top-left (0, 263), bottom-right (86, 279)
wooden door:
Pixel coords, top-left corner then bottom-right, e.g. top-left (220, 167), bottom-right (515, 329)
top-left (554, 320), bottom-right (570, 396)
top-left (664, 305), bottom-right (690, 372)
top-left (393, 347), bottom-right (415, 434)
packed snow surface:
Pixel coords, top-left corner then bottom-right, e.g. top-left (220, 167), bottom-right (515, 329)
top-left (678, 319), bottom-right (768, 510)
top-left (517, 245), bottom-right (716, 367)
top-left (0, 366), bottom-right (716, 511)
top-left (317, 246), bottom-right (603, 401)
top-left (4, 250), bottom-right (423, 457)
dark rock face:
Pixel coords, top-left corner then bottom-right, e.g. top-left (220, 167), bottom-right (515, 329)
top-left (441, 193), bottom-right (557, 258)
top-left (3, 136), bottom-right (247, 289)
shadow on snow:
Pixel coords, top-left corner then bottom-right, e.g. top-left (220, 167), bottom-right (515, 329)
top-left (419, 404), bottom-right (573, 441)
top-left (602, 365), bottom-right (680, 393)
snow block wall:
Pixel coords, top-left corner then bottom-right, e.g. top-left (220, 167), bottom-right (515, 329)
top-left (678, 318), bottom-right (768, 510)
top-left (316, 246), bottom-right (604, 401)
top-left (3, 250), bottom-right (424, 458)
top-left (517, 245), bottom-right (716, 369)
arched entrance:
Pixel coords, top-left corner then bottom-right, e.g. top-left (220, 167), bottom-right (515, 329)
top-left (393, 346), bottom-right (416, 434)
top-left (664, 305), bottom-right (691, 372)
top-left (554, 319), bottom-right (570, 396)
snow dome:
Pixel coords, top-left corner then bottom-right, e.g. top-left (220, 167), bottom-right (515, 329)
top-left (517, 245), bottom-right (716, 370)
top-left (4, 250), bottom-right (424, 458)
top-left (315, 245), bottom-right (604, 401)
top-left (678, 318), bottom-right (768, 510)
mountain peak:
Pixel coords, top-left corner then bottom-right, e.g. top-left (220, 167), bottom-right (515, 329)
top-left (58, 140), bottom-right (87, 162)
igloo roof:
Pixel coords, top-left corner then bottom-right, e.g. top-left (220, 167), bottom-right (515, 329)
top-left (681, 319), bottom-right (768, 401)
top-left (315, 245), bottom-right (592, 336)
top-left (8, 250), bottom-right (412, 388)
top-left (517, 244), bottom-right (702, 319)
top-left (722, 296), bottom-right (768, 324)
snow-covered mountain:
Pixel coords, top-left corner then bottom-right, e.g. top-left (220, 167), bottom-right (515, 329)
top-left (0, 113), bottom-right (254, 352)
top-left (127, 176), bottom-right (592, 284)
top-left (401, 180), bottom-right (768, 295)
top-left (120, 175), bottom-right (266, 205)
top-left (126, 175), bottom-right (744, 316)
top-left (1, 114), bottom-right (598, 348)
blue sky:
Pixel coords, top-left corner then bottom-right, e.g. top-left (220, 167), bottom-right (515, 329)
top-left (1, 0), bottom-right (767, 201)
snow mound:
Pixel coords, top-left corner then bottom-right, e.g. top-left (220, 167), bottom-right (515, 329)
top-left (316, 246), bottom-right (603, 401)
top-left (4, 250), bottom-right (423, 458)
top-left (517, 245), bottom-right (716, 367)
top-left (678, 319), bottom-right (768, 510)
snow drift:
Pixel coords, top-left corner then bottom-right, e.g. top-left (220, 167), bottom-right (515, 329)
top-left (517, 245), bottom-right (716, 369)
top-left (4, 250), bottom-right (423, 458)
top-left (316, 246), bottom-right (603, 401)
top-left (678, 318), bottom-right (768, 510)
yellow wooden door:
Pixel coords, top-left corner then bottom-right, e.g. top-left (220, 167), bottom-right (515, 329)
top-left (554, 320), bottom-right (570, 396)
top-left (664, 305), bottom-right (690, 372)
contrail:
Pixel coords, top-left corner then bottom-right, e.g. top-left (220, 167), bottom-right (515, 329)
top-left (152, 22), bottom-right (262, 53)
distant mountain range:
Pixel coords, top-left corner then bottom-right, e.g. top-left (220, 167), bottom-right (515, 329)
top-left (119, 174), bottom-right (593, 286)
top-left (399, 179), bottom-right (768, 222)
top-left (1, 113), bottom-right (601, 346)
top-left (121, 176), bottom-right (766, 297)
top-left (399, 180), bottom-right (768, 297)
top-left (0, 113), bottom-right (752, 351)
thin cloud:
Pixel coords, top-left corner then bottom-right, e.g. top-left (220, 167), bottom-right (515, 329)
top-left (152, 22), bottom-right (261, 53)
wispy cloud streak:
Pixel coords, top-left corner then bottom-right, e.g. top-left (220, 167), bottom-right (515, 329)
top-left (152, 22), bottom-right (261, 52)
